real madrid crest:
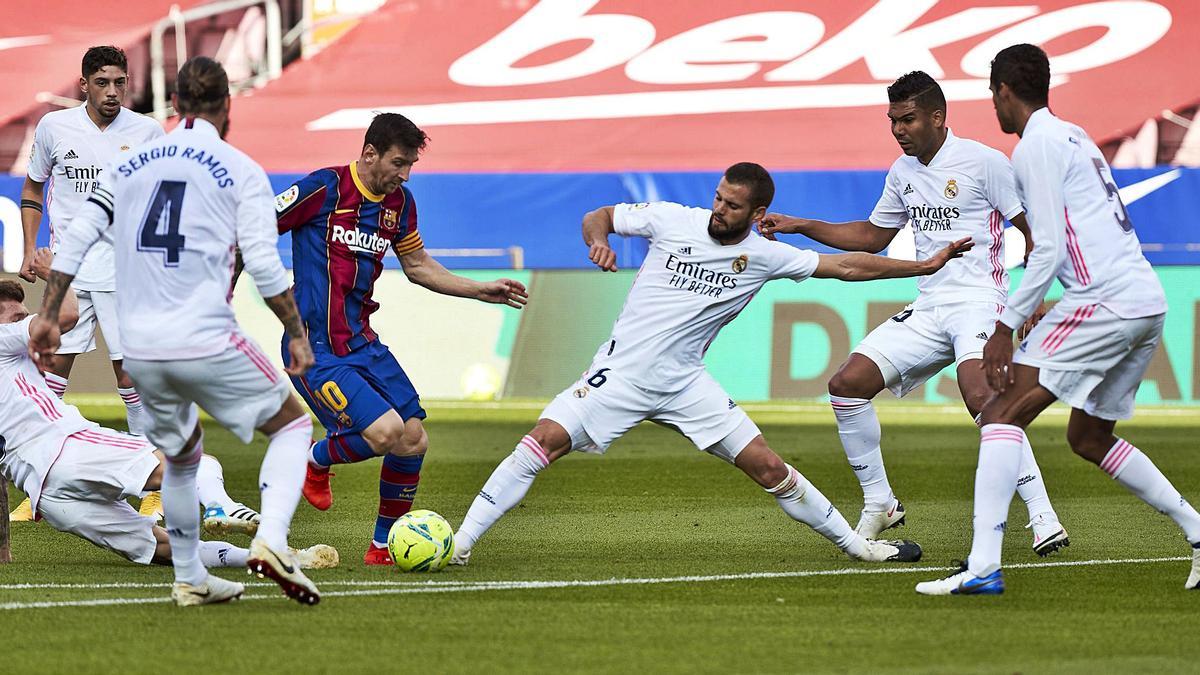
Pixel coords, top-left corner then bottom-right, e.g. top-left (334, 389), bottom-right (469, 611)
top-left (732, 254), bottom-right (748, 274)
top-left (944, 179), bottom-right (959, 199)
top-left (120, 145), bottom-right (131, 152)
top-left (573, 388), bottom-right (588, 399)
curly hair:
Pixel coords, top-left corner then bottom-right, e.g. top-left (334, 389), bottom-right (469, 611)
top-left (82, 46), bottom-right (127, 78)
top-left (887, 71), bottom-right (946, 114)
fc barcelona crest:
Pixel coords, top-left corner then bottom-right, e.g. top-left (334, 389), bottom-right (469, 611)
top-left (944, 179), bottom-right (959, 199)
top-left (381, 208), bottom-right (399, 229)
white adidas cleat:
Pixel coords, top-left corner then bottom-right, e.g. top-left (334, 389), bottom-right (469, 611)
top-left (1027, 513), bottom-right (1070, 557)
top-left (247, 538), bottom-right (321, 606)
top-left (171, 574), bottom-right (245, 607)
top-left (1186, 544), bottom-right (1200, 591)
top-left (849, 538), bottom-right (923, 563)
top-left (449, 547), bottom-right (471, 567)
top-left (202, 504), bottom-right (261, 537)
top-left (292, 544), bottom-right (340, 570)
top-left (855, 498), bottom-right (906, 539)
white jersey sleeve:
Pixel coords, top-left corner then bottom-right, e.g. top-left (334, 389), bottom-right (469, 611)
top-left (982, 150), bottom-right (1024, 220)
top-left (27, 119), bottom-right (53, 183)
top-left (613, 202), bottom-right (694, 239)
top-left (999, 134), bottom-right (1069, 330)
top-left (236, 165), bottom-right (291, 299)
top-left (51, 174), bottom-right (114, 279)
top-left (0, 317), bottom-right (33, 357)
top-left (868, 164), bottom-right (908, 229)
top-left (766, 242), bottom-right (821, 282)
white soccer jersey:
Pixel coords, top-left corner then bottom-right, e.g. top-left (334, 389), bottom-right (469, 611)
top-left (594, 202), bottom-right (820, 392)
top-left (52, 118), bottom-right (291, 361)
top-left (999, 109), bottom-right (1167, 330)
top-left (27, 104), bottom-right (164, 291)
top-left (870, 129), bottom-right (1023, 310)
top-left (0, 317), bottom-right (96, 512)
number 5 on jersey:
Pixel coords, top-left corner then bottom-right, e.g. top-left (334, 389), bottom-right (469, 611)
top-left (139, 180), bottom-right (187, 266)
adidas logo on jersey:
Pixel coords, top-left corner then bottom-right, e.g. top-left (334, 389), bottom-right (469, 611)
top-left (678, 246), bottom-right (691, 255)
top-left (64, 149), bottom-right (79, 160)
top-left (902, 183), bottom-right (913, 195)
top-left (331, 224), bottom-right (389, 254)
top-left (976, 332), bottom-right (989, 340)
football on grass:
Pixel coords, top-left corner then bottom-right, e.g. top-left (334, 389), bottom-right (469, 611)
top-left (387, 510), bottom-right (455, 572)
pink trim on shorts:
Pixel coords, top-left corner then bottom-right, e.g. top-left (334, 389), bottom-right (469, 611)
top-left (1041, 304), bottom-right (1096, 355)
top-left (230, 332), bottom-right (279, 383)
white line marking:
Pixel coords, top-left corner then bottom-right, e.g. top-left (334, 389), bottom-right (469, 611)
top-left (0, 555), bottom-right (1187, 611)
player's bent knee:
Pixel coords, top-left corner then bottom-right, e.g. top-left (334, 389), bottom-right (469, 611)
top-left (733, 437), bottom-right (787, 488)
top-left (827, 355), bottom-right (884, 399)
top-left (1066, 427), bottom-right (1109, 463)
top-left (529, 419), bottom-right (572, 461)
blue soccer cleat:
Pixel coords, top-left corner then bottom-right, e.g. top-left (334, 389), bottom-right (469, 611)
top-left (915, 562), bottom-right (1005, 595)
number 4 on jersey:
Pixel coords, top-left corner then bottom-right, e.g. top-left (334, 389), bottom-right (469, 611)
top-left (139, 180), bottom-right (187, 265)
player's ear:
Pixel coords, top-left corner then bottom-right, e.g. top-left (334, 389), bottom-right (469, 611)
top-left (79, 76), bottom-right (87, 94)
top-left (752, 205), bottom-right (767, 223)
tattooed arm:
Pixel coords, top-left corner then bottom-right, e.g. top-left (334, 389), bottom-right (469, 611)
top-left (264, 288), bottom-right (313, 376)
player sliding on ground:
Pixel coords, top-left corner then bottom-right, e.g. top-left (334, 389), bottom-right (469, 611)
top-left (917, 44), bottom-right (1200, 595)
top-left (759, 71), bottom-right (1068, 556)
top-left (31, 57), bottom-right (321, 607)
top-left (275, 113), bottom-right (527, 566)
top-left (454, 163), bottom-right (972, 566)
top-left (0, 277), bottom-right (338, 572)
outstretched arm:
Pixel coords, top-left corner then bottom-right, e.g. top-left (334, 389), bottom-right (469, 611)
top-left (582, 206), bottom-right (617, 271)
top-left (812, 238), bottom-right (973, 281)
top-left (760, 215), bottom-right (899, 253)
top-left (399, 248), bottom-right (528, 309)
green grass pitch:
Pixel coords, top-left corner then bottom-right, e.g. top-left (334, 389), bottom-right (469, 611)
top-left (1, 401), bottom-right (1197, 673)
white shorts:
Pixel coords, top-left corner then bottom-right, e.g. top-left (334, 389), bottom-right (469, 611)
top-left (57, 289), bottom-right (123, 359)
top-left (37, 427), bottom-right (160, 564)
top-left (540, 367), bottom-right (761, 463)
top-left (855, 301), bottom-right (1002, 397)
top-left (124, 332), bottom-right (290, 455)
top-left (1014, 304), bottom-right (1164, 421)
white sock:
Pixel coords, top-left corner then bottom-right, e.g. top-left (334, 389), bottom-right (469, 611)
top-left (766, 464), bottom-right (863, 556)
top-left (163, 448), bottom-right (206, 585)
top-left (975, 414), bottom-right (1057, 522)
top-left (256, 416), bottom-right (312, 551)
top-left (1015, 435), bottom-right (1058, 522)
top-left (196, 453), bottom-right (238, 512)
top-left (118, 386), bottom-right (147, 435)
top-left (1101, 438), bottom-right (1200, 544)
top-left (44, 372), bottom-right (68, 399)
top-left (831, 396), bottom-right (892, 508)
top-left (198, 540), bottom-right (249, 568)
top-left (457, 436), bottom-right (549, 554)
top-left (966, 424), bottom-right (1025, 577)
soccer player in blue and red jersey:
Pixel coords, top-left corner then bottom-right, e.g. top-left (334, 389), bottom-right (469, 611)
top-left (276, 113), bottom-right (528, 565)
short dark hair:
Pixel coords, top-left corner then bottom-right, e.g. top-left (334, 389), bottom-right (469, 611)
top-left (724, 162), bottom-right (774, 210)
top-left (364, 113), bottom-right (429, 155)
top-left (0, 280), bottom-right (25, 304)
top-left (82, 46), bottom-right (127, 79)
top-left (887, 71), bottom-right (946, 114)
top-left (990, 44), bottom-right (1050, 107)
top-left (175, 56), bottom-right (230, 116)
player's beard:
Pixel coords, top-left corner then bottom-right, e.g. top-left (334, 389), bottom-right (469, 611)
top-left (708, 215), bottom-right (751, 244)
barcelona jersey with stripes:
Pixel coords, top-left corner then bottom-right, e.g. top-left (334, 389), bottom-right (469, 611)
top-left (276, 162), bottom-right (424, 355)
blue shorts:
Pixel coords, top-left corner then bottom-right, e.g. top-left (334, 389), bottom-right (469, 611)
top-left (284, 337), bottom-right (426, 438)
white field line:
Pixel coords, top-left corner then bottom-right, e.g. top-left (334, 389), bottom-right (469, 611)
top-left (0, 555), bottom-right (1188, 611)
top-left (62, 394), bottom-right (1197, 418)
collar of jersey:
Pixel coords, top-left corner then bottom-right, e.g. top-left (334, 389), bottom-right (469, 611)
top-left (1024, 107), bottom-right (1053, 134)
top-left (78, 102), bottom-right (126, 133)
top-left (178, 116), bottom-right (220, 137)
top-left (922, 128), bottom-right (957, 168)
top-left (350, 161), bottom-right (385, 202)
